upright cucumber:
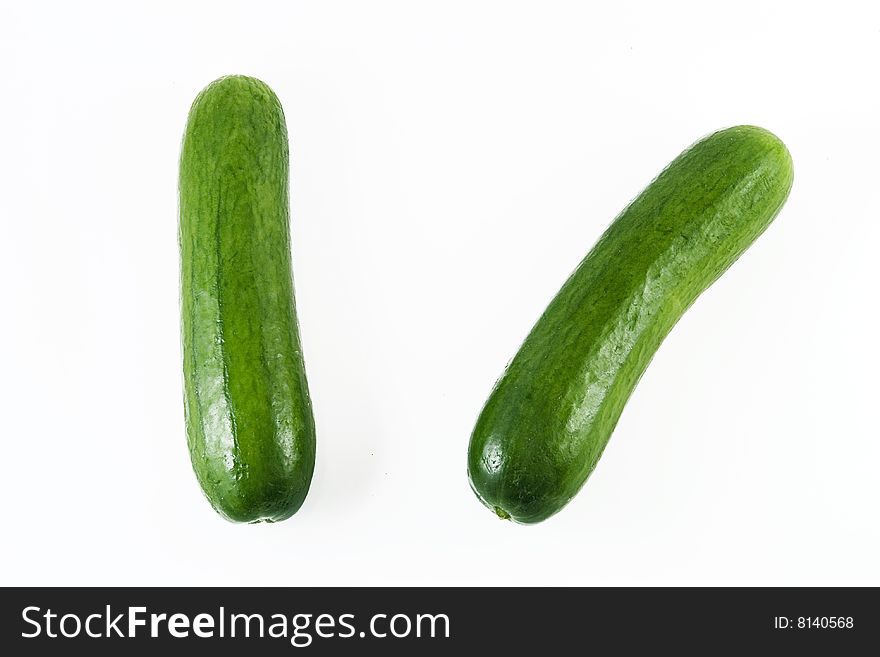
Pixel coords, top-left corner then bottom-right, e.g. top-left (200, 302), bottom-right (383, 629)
top-left (468, 126), bottom-right (793, 524)
top-left (179, 76), bottom-right (315, 523)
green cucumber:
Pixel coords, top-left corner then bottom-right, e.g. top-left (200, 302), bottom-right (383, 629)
top-left (467, 126), bottom-right (793, 524)
top-left (179, 76), bottom-right (315, 523)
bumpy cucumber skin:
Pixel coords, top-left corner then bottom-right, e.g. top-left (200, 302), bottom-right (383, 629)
top-left (468, 126), bottom-right (793, 524)
top-left (179, 76), bottom-right (315, 523)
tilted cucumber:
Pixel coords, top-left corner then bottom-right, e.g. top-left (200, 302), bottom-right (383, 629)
top-left (467, 126), bottom-right (793, 524)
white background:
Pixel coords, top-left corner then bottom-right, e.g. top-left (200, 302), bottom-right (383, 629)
top-left (1, 1), bottom-right (878, 586)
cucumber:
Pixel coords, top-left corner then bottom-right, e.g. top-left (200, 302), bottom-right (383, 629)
top-left (467, 126), bottom-right (793, 524)
top-left (179, 76), bottom-right (315, 523)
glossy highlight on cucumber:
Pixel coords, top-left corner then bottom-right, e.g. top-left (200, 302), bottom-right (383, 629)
top-left (467, 126), bottom-right (793, 524)
top-left (179, 76), bottom-right (315, 523)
